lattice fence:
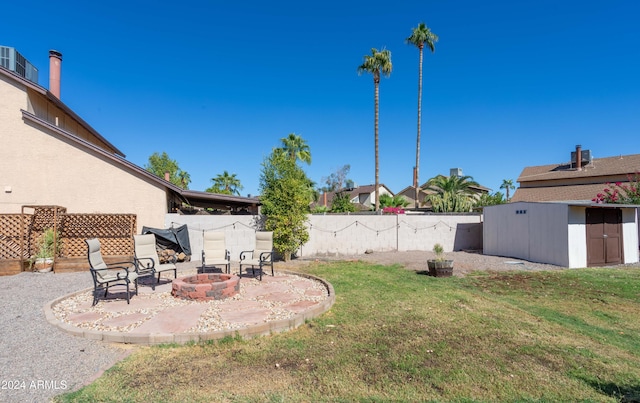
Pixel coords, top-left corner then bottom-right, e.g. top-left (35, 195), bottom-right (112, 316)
top-left (0, 214), bottom-right (31, 260)
top-left (61, 213), bottom-right (136, 257)
top-left (0, 206), bottom-right (136, 270)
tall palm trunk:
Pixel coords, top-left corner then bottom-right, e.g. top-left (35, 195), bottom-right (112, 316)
top-left (414, 44), bottom-right (424, 208)
top-left (374, 76), bottom-right (380, 212)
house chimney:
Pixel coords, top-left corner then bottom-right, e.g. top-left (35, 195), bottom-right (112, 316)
top-left (164, 171), bottom-right (170, 181)
top-left (575, 144), bottom-right (582, 170)
top-left (49, 50), bottom-right (62, 99)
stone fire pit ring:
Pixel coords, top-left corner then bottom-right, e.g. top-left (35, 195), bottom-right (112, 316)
top-left (172, 273), bottom-right (240, 301)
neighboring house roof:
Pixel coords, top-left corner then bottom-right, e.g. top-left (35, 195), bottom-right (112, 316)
top-left (316, 184), bottom-right (393, 209)
top-left (512, 153), bottom-right (640, 202)
top-left (2, 65), bottom-right (259, 212)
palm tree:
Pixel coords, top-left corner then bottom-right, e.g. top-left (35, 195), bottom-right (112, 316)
top-left (406, 23), bottom-right (438, 209)
top-left (177, 170), bottom-right (191, 189)
top-left (425, 174), bottom-right (480, 196)
top-left (207, 171), bottom-right (243, 195)
top-left (500, 179), bottom-right (515, 201)
top-left (358, 47), bottom-right (392, 212)
top-left (278, 133), bottom-right (311, 165)
top-left (425, 174), bottom-right (480, 213)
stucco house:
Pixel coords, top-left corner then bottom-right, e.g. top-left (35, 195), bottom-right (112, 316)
top-left (512, 145), bottom-right (640, 202)
top-left (0, 47), bottom-right (258, 233)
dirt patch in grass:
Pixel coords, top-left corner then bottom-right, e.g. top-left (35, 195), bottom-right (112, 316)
top-left (278, 249), bottom-right (567, 276)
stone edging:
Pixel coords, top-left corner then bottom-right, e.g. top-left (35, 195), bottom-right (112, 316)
top-left (44, 270), bottom-right (336, 346)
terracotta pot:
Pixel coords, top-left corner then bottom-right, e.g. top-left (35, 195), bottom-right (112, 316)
top-left (427, 260), bottom-right (454, 277)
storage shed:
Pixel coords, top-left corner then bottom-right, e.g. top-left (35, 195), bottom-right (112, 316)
top-left (483, 201), bottom-right (639, 268)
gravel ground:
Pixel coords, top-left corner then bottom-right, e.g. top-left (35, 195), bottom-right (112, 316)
top-left (0, 271), bottom-right (132, 403)
top-left (0, 251), bottom-right (593, 402)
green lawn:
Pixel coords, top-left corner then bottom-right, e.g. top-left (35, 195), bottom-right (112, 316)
top-left (57, 261), bottom-right (640, 402)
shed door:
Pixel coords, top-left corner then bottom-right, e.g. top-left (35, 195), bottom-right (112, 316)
top-left (586, 208), bottom-right (623, 266)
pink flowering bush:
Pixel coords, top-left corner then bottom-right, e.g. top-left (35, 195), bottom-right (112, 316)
top-left (382, 207), bottom-right (405, 214)
top-left (592, 173), bottom-right (640, 204)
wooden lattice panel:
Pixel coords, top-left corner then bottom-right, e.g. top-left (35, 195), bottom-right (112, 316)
top-left (29, 206), bottom-right (66, 231)
top-left (1, 208), bottom-right (136, 266)
top-left (64, 236), bottom-right (134, 258)
top-left (60, 214), bottom-right (136, 238)
top-left (60, 214), bottom-right (136, 257)
top-left (0, 215), bottom-right (31, 259)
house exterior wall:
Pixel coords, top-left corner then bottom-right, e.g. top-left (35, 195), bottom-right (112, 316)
top-left (0, 74), bottom-right (167, 232)
top-left (166, 213), bottom-right (484, 261)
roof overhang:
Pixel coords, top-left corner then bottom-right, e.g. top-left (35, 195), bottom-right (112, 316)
top-left (180, 190), bottom-right (260, 210)
top-left (513, 200), bottom-right (640, 209)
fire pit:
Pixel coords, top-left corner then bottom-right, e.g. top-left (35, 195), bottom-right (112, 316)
top-left (171, 273), bottom-right (240, 301)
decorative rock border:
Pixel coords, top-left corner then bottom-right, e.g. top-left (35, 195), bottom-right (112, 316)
top-left (44, 270), bottom-right (335, 345)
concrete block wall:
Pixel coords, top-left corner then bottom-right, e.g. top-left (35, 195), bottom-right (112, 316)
top-left (166, 213), bottom-right (483, 261)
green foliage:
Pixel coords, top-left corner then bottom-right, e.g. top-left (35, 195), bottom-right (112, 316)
top-left (432, 243), bottom-right (444, 260)
top-left (426, 191), bottom-right (475, 212)
top-left (425, 174), bottom-right (480, 195)
top-left (379, 193), bottom-right (409, 209)
top-left (474, 191), bottom-right (506, 208)
top-left (500, 179), bottom-right (515, 201)
top-left (330, 191), bottom-right (356, 213)
top-left (259, 150), bottom-right (310, 260)
top-left (310, 205), bottom-right (329, 214)
top-left (206, 171), bottom-right (243, 195)
top-left (406, 22), bottom-right (439, 53)
top-left (34, 227), bottom-right (62, 259)
top-left (424, 174), bottom-right (481, 212)
top-left (276, 133), bottom-right (311, 165)
top-left (593, 174), bottom-right (640, 204)
top-left (144, 151), bottom-right (191, 189)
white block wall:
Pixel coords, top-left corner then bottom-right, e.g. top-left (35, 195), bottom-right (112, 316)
top-left (165, 213), bottom-right (483, 261)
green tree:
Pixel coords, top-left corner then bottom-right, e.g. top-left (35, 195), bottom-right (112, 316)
top-left (145, 151), bottom-right (191, 189)
top-left (406, 22), bottom-right (438, 208)
top-left (206, 171), bottom-right (243, 195)
top-left (259, 150), bottom-right (310, 261)
top-left (358, 47), bottom-right (392, 212)
top-left (379, 194), bottom-right (410, 209)
top-left (424, 174), bottom-right (480, 212)
top-left (277, 133), bottom-right (311, 165)
top-left (474, 192), bottom-right (506, 208)
top-left (500, 179), bottom-right (515, 201)
top-left (330, 191), bottom-right (356, 213)
top-left (426, 191), bottom-right (475, 213)
top-left (425, 174), bottom-right (480, 196)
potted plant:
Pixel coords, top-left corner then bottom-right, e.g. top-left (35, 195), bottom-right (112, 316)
top-left (30, 228), bottom-right (61, 272)
top-left (427, 243), bottom-right (453, 277)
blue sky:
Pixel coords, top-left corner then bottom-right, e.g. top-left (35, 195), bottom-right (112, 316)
top-left (3, 0), bottom-right (639, 197)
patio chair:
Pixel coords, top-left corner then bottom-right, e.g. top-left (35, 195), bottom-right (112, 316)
top-left (201, 231), bottom-right (230, 274)
top-left (133, 233), bottom-right (177, 290)
top-left (85, 238), bottom-right (138, 306)
top-left (239, 231), bottom-right (274, 281)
